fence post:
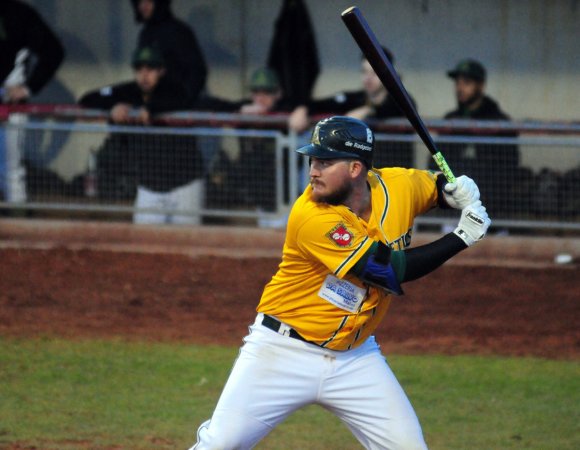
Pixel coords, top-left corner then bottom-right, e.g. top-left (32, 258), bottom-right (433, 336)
top-left (5, 113), bottom-right (27, 203)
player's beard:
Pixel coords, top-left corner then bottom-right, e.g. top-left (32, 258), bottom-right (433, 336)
top-left (312, 179), bottom-right (353, 206)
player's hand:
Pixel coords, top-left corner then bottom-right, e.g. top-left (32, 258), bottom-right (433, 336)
top-left (453, 200), bottom-right (491, 247)
top-left (443, 175), bottom-right (480, 210)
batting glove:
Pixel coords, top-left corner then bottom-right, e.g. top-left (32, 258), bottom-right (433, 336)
top-left (453, 200), bottom-right (491, 247)
top-left (443, 175), bottom-right (480, 210)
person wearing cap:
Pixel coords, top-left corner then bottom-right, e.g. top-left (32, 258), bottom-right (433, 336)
top-left (79, 45), bottom-right (189, 123)
top-left (192, 68), bottom-right (294, 213)
top-left (193, 67), bottom-right (293, 115)
top-left (288, 47), bottom-right (417, 168)
top-left (130, 0), bottom-right (207, 106)
top-left (238, 67), bottom-right (294, 115)
top-left (190, 116), bottom-right (490, 449)
top-left (445, 58), bottom-right (510, 121)
top-left (79, 46), bottom-right (204, 225)
top-left (441, 58), bottom-right (520, 215)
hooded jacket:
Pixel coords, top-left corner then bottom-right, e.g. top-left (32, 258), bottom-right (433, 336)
top-left (0, 0), bottom-right (64, 97)
top-left (130, 0), bottom-right (207, 105)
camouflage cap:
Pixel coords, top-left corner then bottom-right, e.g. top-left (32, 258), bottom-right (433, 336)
top-left (249, 68), bottom-right (280, 93)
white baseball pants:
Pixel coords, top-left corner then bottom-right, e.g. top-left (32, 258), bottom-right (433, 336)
top-left (189, 314), bottom-right (428, 450)
top-left (133, 179), bottom-right (204, 225)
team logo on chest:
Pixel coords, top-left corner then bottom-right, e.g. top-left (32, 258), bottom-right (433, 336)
top-left (326, 223), bottom-right (354, 247)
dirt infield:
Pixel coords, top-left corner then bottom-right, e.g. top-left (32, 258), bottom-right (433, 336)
top-left (0, 222), bottom-right (580, 358)
top-left (0, 220), bottom-right (578, 359)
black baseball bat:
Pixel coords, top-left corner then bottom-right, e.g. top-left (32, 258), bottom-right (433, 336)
top-left (341, 6), bottom-right (455, 182)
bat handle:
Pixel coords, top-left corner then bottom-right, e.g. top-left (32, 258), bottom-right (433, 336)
top-left (432, 152), bottom-right (456, 183)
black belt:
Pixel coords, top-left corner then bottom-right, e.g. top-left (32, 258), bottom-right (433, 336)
top-left (261, 315), bottom-right (308, 343)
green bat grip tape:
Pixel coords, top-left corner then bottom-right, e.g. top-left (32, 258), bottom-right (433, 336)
top-left (432, 152), bottom-right (456, 183)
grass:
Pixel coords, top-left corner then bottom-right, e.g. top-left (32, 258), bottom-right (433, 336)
top-left (0, 338), bottom-right (578, 449)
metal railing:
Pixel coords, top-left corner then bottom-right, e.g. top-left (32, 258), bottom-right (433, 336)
top-left (0, 108), bottom-right (579, 231)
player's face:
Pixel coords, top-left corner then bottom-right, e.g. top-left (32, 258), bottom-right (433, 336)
top-left (138, 0), bottom-right (155, 20)
top-left (309, 158), bottom-right (354, 205)
top-left (361, 59), bottom-right (385, 98)
top-left (454, 76), bottom-right (484, 106)
top-left (135, 66), bottom-right (165, 94)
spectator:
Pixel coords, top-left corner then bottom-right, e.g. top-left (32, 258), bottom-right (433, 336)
top-left (440, 58), bottom-right (519, 215)
top-left (0, 0), bottom-right (65, 104)
top-left (194, 68), bottom-right (292, 114)
top-left (79, 46), bottom-right (204, 225)
top-left (0, 0), bottom-right (65, 201)
top-left (197, 68), bottom-right (294, 215)
top-left (239, 68), bottom-right (294, 115)
top-left (79, 45), bottom-right (189, 123)
top-left (288, 47), bottom-right (416, 168)
top-left (130, 0), bottom-right (207, 106)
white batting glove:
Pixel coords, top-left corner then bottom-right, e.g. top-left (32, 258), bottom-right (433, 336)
top-left (443, 175), bottom-right (480, 210)
top-left (453, 200), bottom-right (491, 247)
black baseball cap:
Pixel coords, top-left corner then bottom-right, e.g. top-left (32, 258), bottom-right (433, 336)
top-left (447, 59), bottom-right (486, 82)
top-left (131, 46), bottom-right (165, 69)
top-left (296, 116), bottom-right (374, 168)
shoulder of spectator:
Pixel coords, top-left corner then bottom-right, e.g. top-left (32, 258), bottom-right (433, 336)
top-left (78, 82), bottom-right (139, 108)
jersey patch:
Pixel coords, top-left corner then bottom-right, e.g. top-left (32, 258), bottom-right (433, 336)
top-left (326, 223), bottom-right (354, 247)
top-left (318, 275), bottom-right (367, 313)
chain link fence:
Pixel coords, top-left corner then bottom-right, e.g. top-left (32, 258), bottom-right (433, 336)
top-left (0, 112), bottom-right (579, 232)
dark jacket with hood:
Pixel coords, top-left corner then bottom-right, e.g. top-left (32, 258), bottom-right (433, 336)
top-left (130, 0), bottom-right (207, 105)
top-left (78, 76), bottom-right (189, 116)
top-left (78, 76), bottom-right (203, 195)
top-left (0, 0), bottom-right (65, 98)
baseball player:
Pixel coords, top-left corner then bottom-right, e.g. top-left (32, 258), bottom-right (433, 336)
top-left (189, 116), bottom-right (490, 450)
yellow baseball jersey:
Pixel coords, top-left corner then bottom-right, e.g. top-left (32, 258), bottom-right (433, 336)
top-left (257, 167), bottom-right (439, 350)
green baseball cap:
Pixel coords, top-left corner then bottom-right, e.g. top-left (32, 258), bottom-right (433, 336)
top-left (447, 59), bottom-right (486, 82)
top-left (249, 68), bottom-right (280, 93)
top-left (131, 46), bottom-right (165, 69)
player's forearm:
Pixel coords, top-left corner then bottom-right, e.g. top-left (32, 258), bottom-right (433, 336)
top-left (397, 233), bottom-right (466, 282)
top-left (351, 235), bottom-right (466, 293)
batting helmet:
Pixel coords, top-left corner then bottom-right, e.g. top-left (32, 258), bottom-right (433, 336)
top-left (296, 116), bottom-right (374, 167)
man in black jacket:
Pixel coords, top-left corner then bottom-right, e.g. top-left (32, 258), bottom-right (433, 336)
top-left (79, 46), bottom-right (204, 225)
top-left (130, 0), bottom-right (207, 106)
top-left (0, 0), bottom-right (64, 104)
top-left (440, 59), bottom-right (519, 215)
top-left (288, 47), bottom-right (416, 168)
top-left (79, 46), bottom-right (189, 123)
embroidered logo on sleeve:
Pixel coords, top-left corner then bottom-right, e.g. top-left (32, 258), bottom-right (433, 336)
top-left (326, 223), bottom-right (354, 247)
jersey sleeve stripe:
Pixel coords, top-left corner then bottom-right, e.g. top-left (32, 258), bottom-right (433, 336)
top-left (374, 172), bottom-right (389, 228)
top-left (334, 236), bottom-right (372, 278)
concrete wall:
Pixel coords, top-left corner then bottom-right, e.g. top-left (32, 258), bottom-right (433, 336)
top-left (24, 0), bottom-right (580, 121)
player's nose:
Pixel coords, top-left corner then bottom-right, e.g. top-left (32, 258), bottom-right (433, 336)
top-left (309, 165), bottom-right (320, 177)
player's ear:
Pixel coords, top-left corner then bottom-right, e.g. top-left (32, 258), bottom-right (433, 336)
top-left (350, 160), bottom-right (365, 177)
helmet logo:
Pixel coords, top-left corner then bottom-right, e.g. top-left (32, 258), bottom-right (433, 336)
top-left (366, 128), bottom-right (373, 144)
top-left (312, 125), bottom-right (321, 145)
